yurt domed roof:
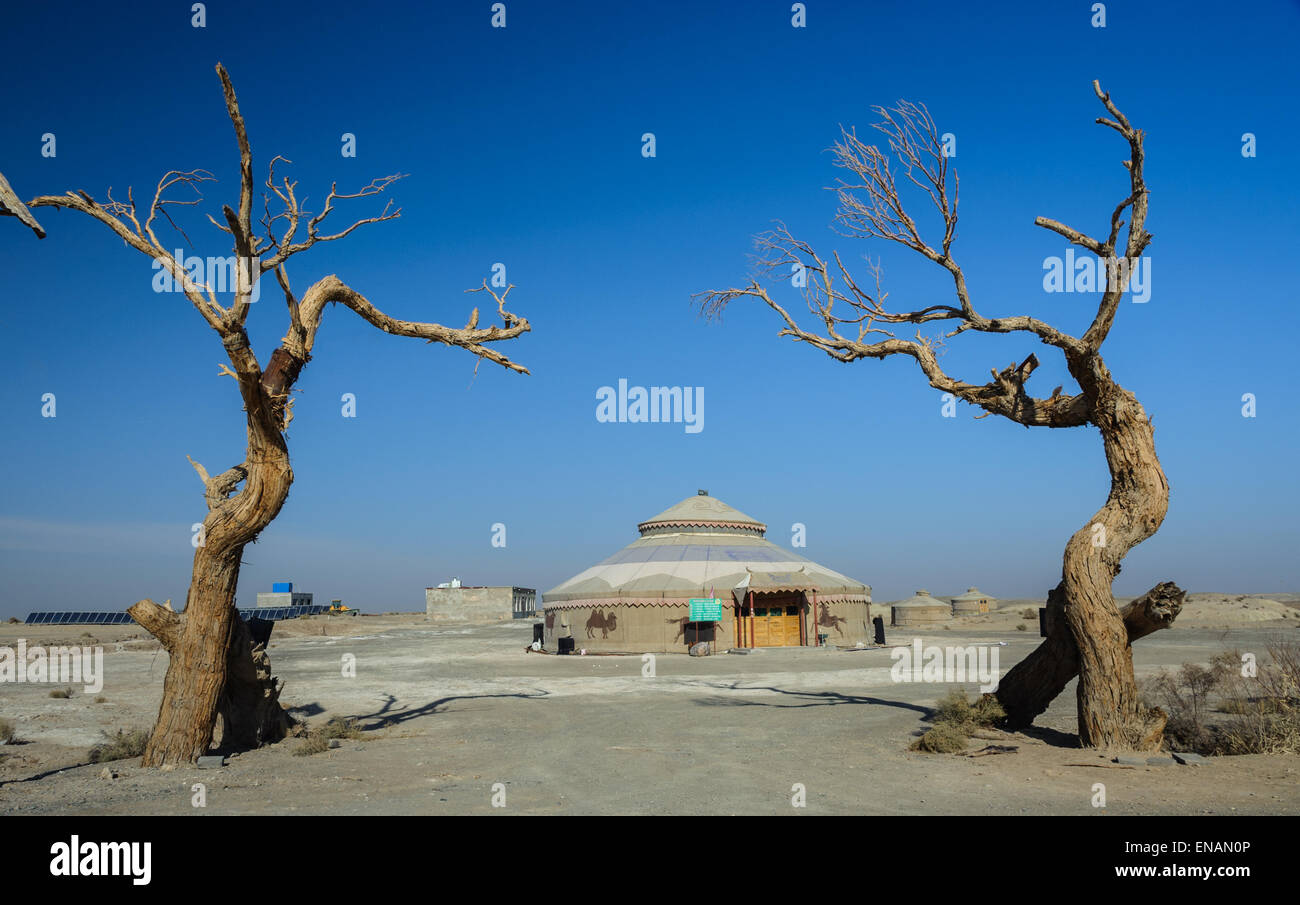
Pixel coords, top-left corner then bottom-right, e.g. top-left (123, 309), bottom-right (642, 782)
top-left (892, 589), bottom-right (947, 608)
top-left (950, 587), bottom-right (994, 602)
top-left (637, 491), bottom-right (766, 536)
top-left (544, 492), bottom-right (869, 607)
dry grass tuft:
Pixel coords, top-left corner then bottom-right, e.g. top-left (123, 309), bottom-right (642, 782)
top-left (911, 722), bottom-right (969, 753)
top-left (294, 716), bottom-right (365, 756)
top-left (89, 728), bottom-right (150, 763)
top-left (1143, 642), bottom-right (1300, 755)
top-left (911, 691), bottom-right (1007, 754)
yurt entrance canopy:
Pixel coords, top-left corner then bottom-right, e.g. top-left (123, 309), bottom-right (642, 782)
top-left (543, 491), bottom-right (872, 650)
top-left (732, 569), bottom-right (819, 647)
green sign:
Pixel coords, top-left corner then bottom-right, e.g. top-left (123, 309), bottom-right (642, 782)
top-left (689, 597), bottom-right (723, 621)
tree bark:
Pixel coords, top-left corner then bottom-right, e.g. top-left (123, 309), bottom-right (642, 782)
top-left (217, 616), bottom-right (292, 749)
top-left (135, 549), bottom-right (242, 764)
top-left (130, 359), bottom-right (297, 765)
top-left (995, 580), bottom-right (1184, 732)
top-left (996, 367), bottom-right (1174, 750)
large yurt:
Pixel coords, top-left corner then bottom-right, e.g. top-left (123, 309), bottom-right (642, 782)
top-left (890, 590), bottom-right (952, 627)
top-left (542, 491), bottom-right (872, 652)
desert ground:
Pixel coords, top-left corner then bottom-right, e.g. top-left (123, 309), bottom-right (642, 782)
top-left (1, 593), bottom-right (1297, 816)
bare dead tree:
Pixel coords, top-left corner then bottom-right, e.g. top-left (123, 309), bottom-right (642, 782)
top-left (696, 84), bottom-right (1181, 751)
top-left (18, 64), bottom-right (531, 765)
top-left (0, 170), bottom-right (45, 237)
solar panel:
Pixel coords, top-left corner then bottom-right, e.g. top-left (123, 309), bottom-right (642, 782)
top-left (21, 610), bottom-right (138, 625)
top-left (235, 603), bottom-right (331, 622)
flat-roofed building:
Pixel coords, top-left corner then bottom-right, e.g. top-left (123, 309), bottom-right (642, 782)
top-left (425, 585), bottom-right (536, 622)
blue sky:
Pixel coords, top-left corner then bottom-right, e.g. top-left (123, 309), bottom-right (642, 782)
top-left (1, 0), bottom-right (1297, 618)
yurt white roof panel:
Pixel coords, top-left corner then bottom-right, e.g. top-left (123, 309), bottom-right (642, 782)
top-left (637, 494), bottom-right (766, 533)
top-left (891, 590), bottom-right (947, 608)
top-left (544, 493), bottom-right (869, 607)
top-left (950, 587), bottom-right (995, 602)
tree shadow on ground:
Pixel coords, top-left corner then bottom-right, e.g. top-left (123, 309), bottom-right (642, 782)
top-left (1013, 724), bottom-right (1081, 748)
top-left (0, 761), bottom-right (95, 788)
top-left (285, 702), bottom-right (325, 720)
top-left (691, 683), bottom-right (929, 714)
top-left (346, 690), bottom-right (550, 730)
top-left (690, 682), bottom-right (1086, 750)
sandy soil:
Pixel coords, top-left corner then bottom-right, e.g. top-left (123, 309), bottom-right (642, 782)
top-left (1, 594), bottom-right (1297, 815)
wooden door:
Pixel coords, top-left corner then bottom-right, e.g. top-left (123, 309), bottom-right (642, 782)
top-left (746, 603), bottom-right (803, 647)
top-left (783, 605), bottom-right (802, 646)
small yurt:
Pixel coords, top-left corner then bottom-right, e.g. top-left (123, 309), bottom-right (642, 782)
top-left (890, 590), bottom-right (951, 627)
top-left (949, 587), bottom-right (996, 615)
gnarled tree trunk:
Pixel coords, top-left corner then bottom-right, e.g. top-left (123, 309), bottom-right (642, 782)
top-left (995, 581), bottom-right (1184, 735)
top-left (129, 407), bottom-right (294, 765)
top-left (1068, 369), bottom-right (1168, 747)
top-left (996, 369), bottom-right (1177, 748)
